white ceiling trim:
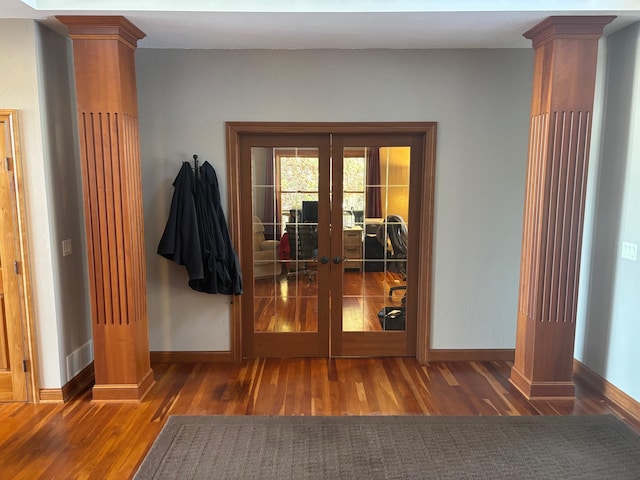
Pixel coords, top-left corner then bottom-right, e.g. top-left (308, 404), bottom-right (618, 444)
top-left (2, 0), bottom-right (639, 49)
top-left (22, 0), bottom-right (640, 13)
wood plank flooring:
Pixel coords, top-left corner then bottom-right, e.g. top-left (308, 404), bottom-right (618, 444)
top-left (254, 271), bottom-right (405, 332)
top-left (0, 358), bottom-right (638, 479)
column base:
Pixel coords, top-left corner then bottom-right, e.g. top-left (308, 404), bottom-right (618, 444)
top-left (92, 368), bottom-right (155, 402)
top-left (509, 365), bottom-right (575, 400)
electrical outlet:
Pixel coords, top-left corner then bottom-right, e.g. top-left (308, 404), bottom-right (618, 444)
top-left (62, 239), bottom-right (73, 257)
top-left (621, 241), bottom-right (637, 261)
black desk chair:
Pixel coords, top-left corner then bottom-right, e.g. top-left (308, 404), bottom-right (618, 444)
top-left (377, 215), bottom-right (408, 304)
top-left (285, 222), bottom-right (318, 284)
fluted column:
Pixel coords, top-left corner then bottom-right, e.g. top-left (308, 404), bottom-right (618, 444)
top-left (57, 16), bottom-right (153, 401)
top-left (509, 16), bottom-right (615, 399)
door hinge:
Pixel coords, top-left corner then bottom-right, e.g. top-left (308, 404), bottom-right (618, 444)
top-left (23, 359), bottom-right (27, 372)
top-left (5, 157), bottom-right (10, 171)
top-left (13, 261), bottom-right (19, 275)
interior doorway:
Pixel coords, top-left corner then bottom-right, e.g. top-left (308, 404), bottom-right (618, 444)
top-left (227, 123), bottom-right (436, 361)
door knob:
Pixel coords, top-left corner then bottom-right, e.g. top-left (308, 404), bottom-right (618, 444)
top-left (333, 256), bottom-right (347, 264)
top-left (319, 256), bottom-right (329, 264)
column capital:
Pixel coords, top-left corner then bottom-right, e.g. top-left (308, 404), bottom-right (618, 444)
top-left (524, 15), bottom-right (615, 49)
top-left (56, 15), bottom-right (146, 49)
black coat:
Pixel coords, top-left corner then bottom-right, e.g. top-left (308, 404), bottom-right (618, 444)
top-left (157, 162), bottom-right (204, 282)
top-left (157, 161), bottom-right (242, 295)
top-left (189, 161), bottom-right (243, 295)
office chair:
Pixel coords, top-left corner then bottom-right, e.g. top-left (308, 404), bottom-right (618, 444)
top-left (377, 215), bottom-right (407, 304)
top-left (285, 217), bottom-right (318, 284)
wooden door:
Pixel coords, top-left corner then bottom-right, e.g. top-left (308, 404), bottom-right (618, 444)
top-left (0, 113), bottom-right (28, 402)
top-left (239, 134), bottom-right (332, 357)
top-left (330, 134), bottom-right (424, 357)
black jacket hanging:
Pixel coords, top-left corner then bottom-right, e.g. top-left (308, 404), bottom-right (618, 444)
top-left (158, 160), bottom-right (242, 295)
top-left (188, 161), bottom-right (242, 295)
top-left (157, 162), bottom-right (204, 282)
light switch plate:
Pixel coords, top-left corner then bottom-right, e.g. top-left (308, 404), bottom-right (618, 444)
top-left (62, 239), bottom-right (72, 257)
top-left (621, 241), bottom-right (637, 261)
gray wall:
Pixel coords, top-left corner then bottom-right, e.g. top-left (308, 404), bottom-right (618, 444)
top-left (576, 22), bottom-right (640, 402)
top-left (0, 19), bottom-right (62, 387)
top-left (136, 48), bottom-right (533, 352)
top-left (0, 19), bottom-right (91, 388)
top-left (35, 23), bottom-right (92, 383)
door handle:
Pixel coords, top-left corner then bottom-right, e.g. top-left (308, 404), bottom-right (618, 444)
top-left (333, 256), bottom-right (347, 264)
top-left (319, 256), bottom-right (329, 264)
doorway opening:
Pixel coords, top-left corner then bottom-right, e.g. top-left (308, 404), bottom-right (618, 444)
top-left (226, 123), bottom-right (436, 362)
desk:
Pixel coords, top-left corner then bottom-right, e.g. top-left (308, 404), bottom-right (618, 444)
top-left (364, 234), bottom-right (385, 271)
top-left (343, 226), bottom-right (363, 271)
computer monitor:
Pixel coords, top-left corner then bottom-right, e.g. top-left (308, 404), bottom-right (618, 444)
top-left (302, 200), bottom-right (318, 223)
top-left (352, 210), bottom-right (364, 225)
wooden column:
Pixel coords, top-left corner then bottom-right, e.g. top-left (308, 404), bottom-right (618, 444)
top-left (509, 16), bottom-right (614, 399)
top-left (57, 16), bottom-right (154, 401)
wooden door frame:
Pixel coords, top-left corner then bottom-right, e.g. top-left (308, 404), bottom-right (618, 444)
top-left (226, 122), bottom-right (437, 364)
top-left (0, 110), bottom-right (39, 401)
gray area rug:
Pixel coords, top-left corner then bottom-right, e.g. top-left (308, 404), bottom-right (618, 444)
top-left (134, 415), bottom-right (640, 480)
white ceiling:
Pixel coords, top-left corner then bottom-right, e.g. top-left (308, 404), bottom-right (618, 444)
top-left (2, 0), bottom-right (639, 49)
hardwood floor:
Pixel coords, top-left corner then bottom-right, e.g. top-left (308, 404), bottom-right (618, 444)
top-left (254, 271), bottom-right (405, 332)
top-left (0, 358), bottom-right (638, 479)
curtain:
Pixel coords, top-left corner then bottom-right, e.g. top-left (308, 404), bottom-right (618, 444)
top-left (262, 148), bottom-right (281, 240)
top-left (365, 147), bottom-right (382, 218)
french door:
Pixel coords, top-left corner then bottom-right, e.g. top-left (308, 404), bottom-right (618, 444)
top-left (230, 123), bottom-right (435, 360)
top-left (239, 134), bottom-right (331, 357)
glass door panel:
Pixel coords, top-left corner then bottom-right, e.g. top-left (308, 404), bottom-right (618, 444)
top-left (251, 147), bottom-right (320, 333)
top-left (340, 146), bottom-right (410, 333)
